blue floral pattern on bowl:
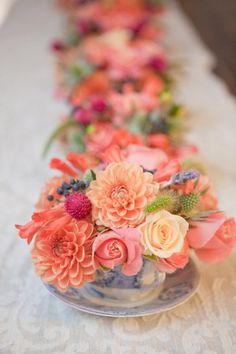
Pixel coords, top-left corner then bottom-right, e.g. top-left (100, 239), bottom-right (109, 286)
top-left (44, 259), bottom-right (200, 317)
top-left (84, 260), bottom-right (166, 306)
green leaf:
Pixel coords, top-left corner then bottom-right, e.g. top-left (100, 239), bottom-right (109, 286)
top-left (143, 254), bottom-right (157, 262)
top-left (42, 119), bottom-right (77, 157)
top-left (68, 130), bottom-right (86, 152)
top-left (200, 187), bottom-right (209, 196)
top-left (194, 177), bottom-right (200, 189)
top-left (169, 104), bottom-right (183, 117)
top-left (188, 209), bottom-right (221, 221)
top-left (84, 169), bottom-right (97, 184)
top-left (100, 264), bottom-right (110, 272)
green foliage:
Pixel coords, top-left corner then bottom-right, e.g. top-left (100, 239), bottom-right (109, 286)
top-left (66, 30), bottom-right (80, 46)
top-left (189, 209), bottom-right (222, 221)
top-left (66, 58), bottom-right (93, 87)
top-left (68, 130), bottom-right (86, 152)
top-left (84, 169), bottom-right (96, 184)
top-left (180, 192), bottom-right (200, 215)
top-left (144, 191), bottom-right (178, 214)
top-left (143, 254), bottom-right (157, 262)
top-left (169, 104), bottom-right (183, 117)
top-left (42, 119), bottom-right (77, 157)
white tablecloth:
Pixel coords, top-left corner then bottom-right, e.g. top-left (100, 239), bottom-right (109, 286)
top-left (1, 1), bottom-right (236, 353)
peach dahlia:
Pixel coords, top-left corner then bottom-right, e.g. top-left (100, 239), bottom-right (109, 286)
top-left (87, 162), bottom-right (159, 228)
top-left (31, 220), bottom-right (96, 292)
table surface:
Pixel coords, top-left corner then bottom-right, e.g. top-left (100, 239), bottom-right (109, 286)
top-left (0, 1), bottom-right (236, 353)
top-left (178, 0), bottom-right (236, 96)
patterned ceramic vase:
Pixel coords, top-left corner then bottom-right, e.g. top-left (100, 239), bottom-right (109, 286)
top-left (84, 260), bottom-right (166, 307)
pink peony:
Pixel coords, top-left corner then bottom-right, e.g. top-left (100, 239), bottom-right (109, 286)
top-left (87, 162), bottom-right (159, 228)
top-left (157, 240), bottom-right (189, 273)
top-left (92, 228), bottom-right (143, 276)
top-left (125, 144), bottom-right (168, 170)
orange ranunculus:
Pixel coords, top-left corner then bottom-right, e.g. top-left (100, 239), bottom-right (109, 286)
top-left (87, 162), bottom-right (159, 228)
top-left (113, 128), bottom-right (143, 148)
top-left (85, 123), bottom-right (115, 154)
top-left (70, 71), bottom-right (110, 106)
top-left (31, 219), bottom-right (96, 291)
top-left (141, 72), bottom-right (164, 97)
top-left (147, 134), bottom-right (170, 150)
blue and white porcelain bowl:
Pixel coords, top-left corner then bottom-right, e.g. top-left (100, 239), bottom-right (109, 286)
top-left (45, 259), bottom-right (200, 317)
top-left (83, 260), bottom-right (166, 307)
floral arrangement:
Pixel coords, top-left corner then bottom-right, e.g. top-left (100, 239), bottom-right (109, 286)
top-left (44, 0), bottom-right (186, 154)
top-left (16, 149), bottom-right (236, 292)
top-left (15, 0), bottom-right (236, 294)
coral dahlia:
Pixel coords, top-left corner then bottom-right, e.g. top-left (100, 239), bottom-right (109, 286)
top-left (87, 162), bottom-right (159, 228)
top-left (31, 220), bottom-right (96, 291)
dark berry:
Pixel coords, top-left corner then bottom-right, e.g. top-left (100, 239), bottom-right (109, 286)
top-left (50, 39), bottom-right (65, 52)
top-left (70, 178), bottom-right (76, 185)
top-left (57, 187), bottom-right (64, 195)
top-left (62, 182), bottom-right (71, 190)
top-left (72, 183), bottom-right (80, 191)
top-left (47, 195), bottom-right (54, 201)
top-left (78, 180), bottom-right (86, 189)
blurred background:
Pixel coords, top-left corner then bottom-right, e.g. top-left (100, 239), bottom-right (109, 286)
top-left (1, 0), bottom-right (236, 94)
top-left (178, 0), bottom-right (236, 95)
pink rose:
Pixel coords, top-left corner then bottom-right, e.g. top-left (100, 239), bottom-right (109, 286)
top-left (157, 240), bottom-right (189, 273)
top-left (187, 213), bottom-right (236, 263)
top-left (92, 228), bottom-right (143, 276)
top-left (125, 144), bottom-right (168, 170)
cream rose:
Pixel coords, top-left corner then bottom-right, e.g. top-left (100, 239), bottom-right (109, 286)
top-left (138, 210), bottom-right (189, 258)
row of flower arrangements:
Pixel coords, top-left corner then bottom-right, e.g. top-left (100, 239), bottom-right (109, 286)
top-left (16, 0), bottom-right (236, 292)
top-left (44, 0), bottom-right (191, 156)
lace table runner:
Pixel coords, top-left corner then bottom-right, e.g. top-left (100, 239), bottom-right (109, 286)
top-left (0, 1), bottom-right (236, 353)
